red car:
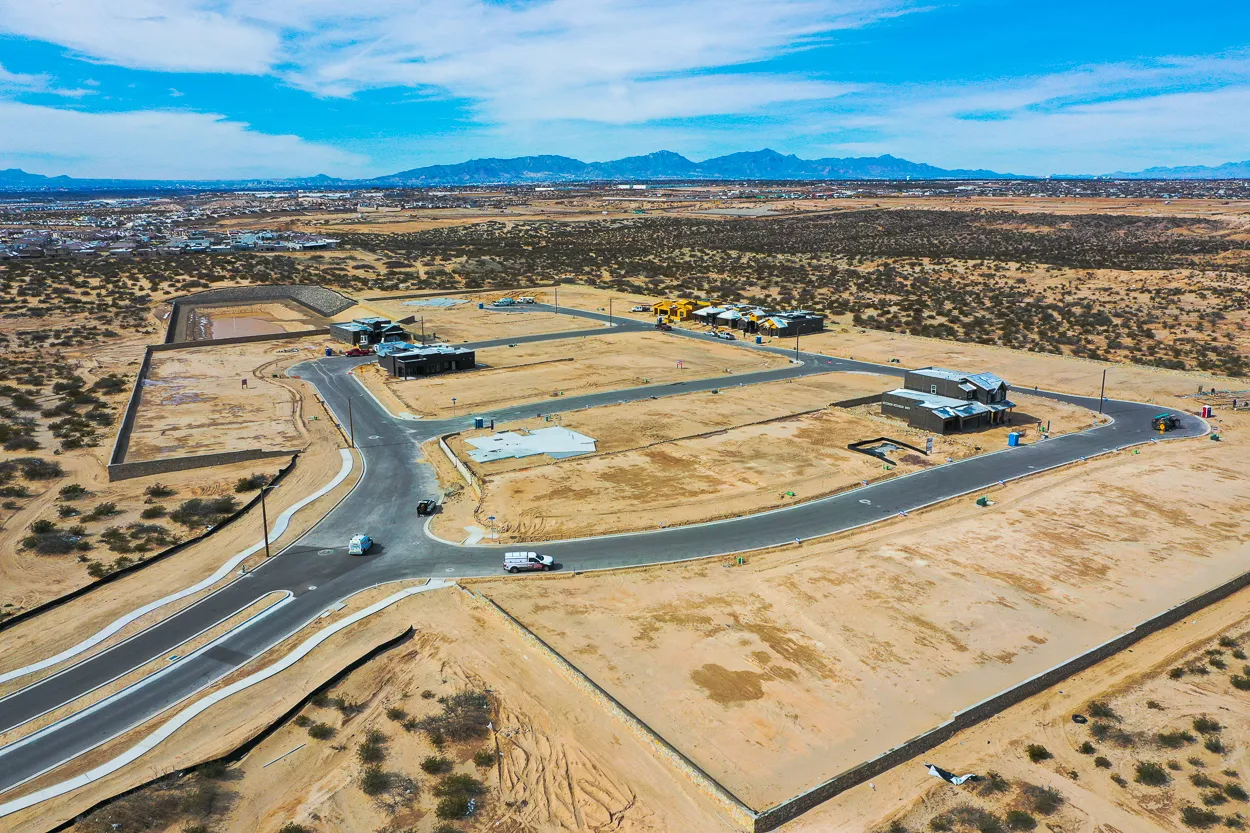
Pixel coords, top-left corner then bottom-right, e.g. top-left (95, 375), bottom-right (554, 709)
top-left (345, 347), bottom-right (374, 357)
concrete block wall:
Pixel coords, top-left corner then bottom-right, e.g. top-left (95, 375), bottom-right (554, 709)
top-left (463, 588), bottom-right (757, 832)
top-left (166, 284), bottom-right (356, 343)
top-left (108, 448), bottom-right (300, 482)
top-left (362, 282), bottom-right (561, 303)
top-left (439, 433), bottom-right (483, 499)
top-left (155, 328), bottom-right (328, 352)
top-left (108, 346), bottom-right (154, 467)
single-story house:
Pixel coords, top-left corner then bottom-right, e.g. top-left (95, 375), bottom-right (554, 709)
top-left (379, 345), bottom-right (476, 378)
top-left (882, 366), bottom-right (1015, 434)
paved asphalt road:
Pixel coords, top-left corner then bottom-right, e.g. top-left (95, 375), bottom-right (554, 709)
top-left (0, 305), bottom-right (1206, 796)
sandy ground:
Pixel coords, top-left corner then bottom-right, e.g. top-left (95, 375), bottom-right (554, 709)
top-left (352, 290), bottom-right (597, 344)
top-left (128, 339), bottom-right (322, 460)
top-left (360, 330), bottom-right (785, 419)
top-left (433, 375), bottom-right (1099, 543)
top-left (196, 301), bottom-right (326, 340)
top-left (783, 585), bottom-right (1250, 833)
top-left (0, 412), bottom-right (355, 688)
top-left (474, 418), bottom-right (1248, 809)
top-left (33, 587), bottom-right (737, 833)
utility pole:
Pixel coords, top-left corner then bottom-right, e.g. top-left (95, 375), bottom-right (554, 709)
top-left (452, 397), bottom-right (457, 418)
top-left (1098, 368), bottom-right (1107, 415)
top-left (794, 332), bottom-right (800, 362)
top-left (260, 485), bottom-right (272, 560)
top-left (421, 316), bottom-right (426, 344)
top-left (348, 398), bottom-right (355, 448)
top-left (609, 298), bottom-right (613, 328)
top-left (554, 284), bottom-right (559, 310)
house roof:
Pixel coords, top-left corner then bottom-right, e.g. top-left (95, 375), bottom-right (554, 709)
top-left (911, 367), bottom-right (1007, 391)
top-left (887, 388), bottom-right (1015, 418)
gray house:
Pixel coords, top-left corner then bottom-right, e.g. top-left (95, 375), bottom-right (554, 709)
top-left (379, 345), bottom-right (476, 378)
top-left (882, 367), bottom-right (1015, 434)
top-left (329, 317), bottom-right (408, 347)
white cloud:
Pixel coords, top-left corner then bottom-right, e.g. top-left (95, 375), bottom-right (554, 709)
top-left (0, 62), bottom-right (92, 97)
top-left (0, 101), bottom-right (365, 178)
top-left (0, 0), bottom-right (908, 122)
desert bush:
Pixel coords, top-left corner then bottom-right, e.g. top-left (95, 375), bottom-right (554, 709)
top-left (1205, 737), bottom-right (1226, 754)
top-left (1194, 717), bottom-right (1223, 734)
top-left (1228, 784), bottom-right (1249, 801)
top-left (1111, 773), bottom-right (1127, 786)
top-left (1202, 790), bottom-right (1229, 806)
top-left (359, 766), bottom-right (391, 796)
top-left (85, 501), bottom-right (120, 520)
top-left (145, 482), bottom-right (176, 498)
top-left (358, 736), bottom-right (387, 764)
top-left (1136, 761), bottom-right (1171, 786)
top-left (1025, 744), bottom-right (1052, 763)
top-left (385, 706), bottom-right (408, 721)
top-left (946, 804), bottom-right (1005, 833)
top-left (1231, 676), bottom-right (1250, 691)
top-left (170, 496), bottom-right (238, 527)
top-left (433, 773), bottom-right (486, 820)
top-left (1193, 773), bottom-right (1220, 788)
top-left (307, 722), bottom-right (334, 740)
top-left (4, 435), bottom-right (39, 451)
top-left (415, 691), bottom-right (491, 743)
top-left (141, 505), bottom-right (166, 518)
top-left (1159, 730), bottom-right (1197, 748)
top-left (1021, 784), bottom-right (1064, 815)
top-left (1094, 756), bottom-right (1112, 768)
top-left (1179, 805), bottom-right (1222, 828)
top-left (293, 715), bottom-right (311, 728)
top-left (17, 457), bottom-right (62, 479)
top-left (234, 473), bottom-right (269, 493)
top-left (421, 756), bottom-right (453, 774)
top-left (1087, 701), bottom-right (1118, 720)
top-left (473, 749), bottom-right (496, 767)
top-left (59, 484), bottom-right (88, 501)
top-left (1005, 810), bottom-right (1037, 831)
top-left (277, 824), bottom-right (313, 833)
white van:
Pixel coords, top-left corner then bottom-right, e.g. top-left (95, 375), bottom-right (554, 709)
top-left (503, 551), bottom-right (554, 573)
top-left (348, 534), bottom-right (373, 555)
top-left (516, 296), bottom-right (536, 304)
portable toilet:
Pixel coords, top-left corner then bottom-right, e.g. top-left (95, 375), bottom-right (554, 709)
top-left (478, 302), bottom-right (484, 310)
top-left (1007, 432), bottom-right (1021, 447)
top-left (755, 335), bottom-right (763, 344)
top-left (325, 347), bottom-right (334, 357)
top-left (474, 417), bottom-right (485, 429)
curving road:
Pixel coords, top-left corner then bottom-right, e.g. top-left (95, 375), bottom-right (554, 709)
top-left (0, 305), bottom-right (1207, 799)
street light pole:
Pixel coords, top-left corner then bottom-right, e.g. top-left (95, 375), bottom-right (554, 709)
top-left (554, 284), bottom-right (559, 310)
top-left (452, 397), bottom-right (457, 418)
top-left (421, 316), bottom-right (426, 345)
top-left (794, 332), bottom-right (800, 362)
top-left (609, 298), bottom-right (613, 328)
top-left (348, 397), bottom-right (355, 448)
top-left (1098, 368), bottom-right (1107, 415)
top-left (260, 485), bottom-right (272, 560)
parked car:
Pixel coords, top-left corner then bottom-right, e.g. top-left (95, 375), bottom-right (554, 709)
top-left (348, 534), bottom-right (373, 555)
top-left (630, 305), bottom-right (650, 312)
top-left (503, 551), bottom-right (554, 573)
top-left (416, 499), bottom-right (436, 516)
top-left (714, 331), bottom-right (736, 341)
top-left (495, 297), bottom-right (516, 306)
top-left (655, 321), bottom-right (672, 331)
top-left (516, 296), bottom-right (536, 304)
top-left (345, 347), bottom-right (374, 357)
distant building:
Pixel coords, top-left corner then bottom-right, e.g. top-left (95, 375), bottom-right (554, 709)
top-left (329, 317), bottom-right (408, 347)
top-left (379, 345), bottom-right (476, 378)
top-left (882, 367), bottom-right (1015, 434)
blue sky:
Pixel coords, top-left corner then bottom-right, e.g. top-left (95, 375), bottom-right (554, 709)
top-left (0, 0), bottom-right (1248, 179)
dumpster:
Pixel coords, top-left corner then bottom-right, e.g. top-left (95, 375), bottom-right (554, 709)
top-left (1007, 432), bottom-right (1020, 447)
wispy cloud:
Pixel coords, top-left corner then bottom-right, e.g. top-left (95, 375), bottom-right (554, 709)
top-left (0, 61), bottom-right (93, 98)
top-left (0, 101), bottom-right (365, 178)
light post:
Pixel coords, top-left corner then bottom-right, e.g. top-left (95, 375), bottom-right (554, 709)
top-left (794, 331), bottom-right (800, 362)
top-left (421, 316), bottom-right (426, 345)
top-left (1098, 368), bottom-right (1107, 415)
top-left (609, 298), bottom-right (613, 328)
top-left (347, 397), bottom-right (355, 448)
top-left (554, 284), bottom-right (559, 310)
top-left (260, 484), bottom-right (273, 560)
top-left (452, 397), bottom-right (457, 418)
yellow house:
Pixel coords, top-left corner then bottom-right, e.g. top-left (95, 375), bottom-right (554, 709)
top-left (651, 300), bottom-right (674, 316)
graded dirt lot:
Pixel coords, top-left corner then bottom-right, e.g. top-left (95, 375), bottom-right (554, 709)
top-left (182, 300), bottom-right (327, 340)
top-left (358, 329), bottom-right (785, 419)
top-left (354, 289), bottom-right (597, 343)
top-left (128, 339), bottom-right (323, 460)
top-left (475, 417), bottom-right (1248, 810)
top-left (434, 374), bottom-right (1099, 543)
top-left (35, 587), bottom-right (737, 833)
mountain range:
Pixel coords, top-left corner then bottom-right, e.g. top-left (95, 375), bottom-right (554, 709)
top-left (2, 149), bottom-right (1250, 191)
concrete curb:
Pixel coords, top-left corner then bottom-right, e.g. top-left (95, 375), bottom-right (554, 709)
top-left (0, 450), bottom-right (355, 687)
top-left (0, 584), bottom-right (434, 817)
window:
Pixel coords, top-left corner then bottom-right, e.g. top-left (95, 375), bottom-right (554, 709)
top-left (930, 385), bottom-right (938, 395)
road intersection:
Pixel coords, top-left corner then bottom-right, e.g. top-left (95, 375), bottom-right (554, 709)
top-left (0, 305), bottom-right (1207, 801)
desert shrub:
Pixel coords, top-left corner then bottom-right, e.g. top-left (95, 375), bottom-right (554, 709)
top-left (57, 504), bottom-right (80, 518)
top-left (170, 496), bottom-right (238, 527)
top-left (17, 457), bottom-right (62, 479)
top-left (1088, 701), bottom-right (1118, 720)
top-left (1022, 784), bottom-right (1064, 815)
top-left (929, 817), bottom-right (953, 832)
top-left (473, 749), bottom-right (496, 767)
top-left (1211, 657), bottom-right (1228, 670)
top-left (23, 529), bottom-right (85, 555)
top-left (976, 771), bottom-right (1010, 796)
top-left (145, 482), bottom-right (176, 498)
top-left (293, 715), bottom-right (311, 728)
top-left (1235, 650), bottom-right (1247, 660)
top-left (1179, 805), bottom-right (1222, 828)
top-left (1025, 744), bottom-right (1052, 763)
top-left (1192, 757), bottom-right (1207, 767)
top-left (1136, 761), bottom-right (1171, 786)
top-left (358, 738), bottom-right (386, 764)
top-left (359, 766), bottom-right (391, 796)
top-left (1228, 784), bottom-right (1249, 801)
top-left (1221, 636), bottom-right (1240, 648)
top-left (1090, 722), bottom-right (1137, 747)
top-left (1170, 760), bottom-right (1184, 771)
top-left (234, 473), bottom-right (269, 493)
top-left (1005, 810), bottom-right (1037, 831)
top-left (1202, 790), bottom-right (1229, 806)
top-left (1094, 756), bottom-right (1112, 768)
top-left (277, 824), bottom-right (313, 833)
top-left (1111, 774), bottom-right (1127, 786)
top-left (421, 689), bottom-right (436, 699)
top-left (307, 722), bottom-right (334, 740)
top-left (946, 804), bottom-right (1004, 833)
top-left (1232, 676), bottom-right (1250, 691)
top-left (4, 435), bottom-right (39, 451)
top-left (421, 756), bottom-right (453, 774)
top-left (141, 505), bottom-right (166, 518)
top-left (433, 774), bottom-right (486, 820)
top-left (1160, 730), bottom-right (1197, 748)
top-left (76, 777), bottom-right (229, 833)
top-left (1193, 773), bottom-right (1220, 788)
top-left (385, 706), bottom-right (408, 721)
top-left (416, 691), bottom-right (491, 743)
top-left (85, 501), bottom-right (120, 520)
top-left (30, 518), bottom-right (56, 534)
top-left (183, 825), bottom-right (210, 833)
top-left (310, 693), bottom-right (330, 707)
top-left (1194, 717), bottom-right (1223, 734)
top-left (1169, 667), bottom-right (1187, 679)
top-left (1205, 737), bottom-right (1226, 754)
top-left (432, 826), bottom-right (462, 833)
top-left (1147, 699), bottom-right (1164, 710)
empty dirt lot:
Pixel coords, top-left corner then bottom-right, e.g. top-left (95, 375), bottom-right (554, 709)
top-left (355, 289), bottom-right (595, 343)
top-left (476, 418), bottom-right (1247, 810)
top-left (358, 329), bottom-right (785, 419)
top-left (128, 339), bottom-right (322, 460)
top-left (434, 374), bottom-right (1099, 542)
